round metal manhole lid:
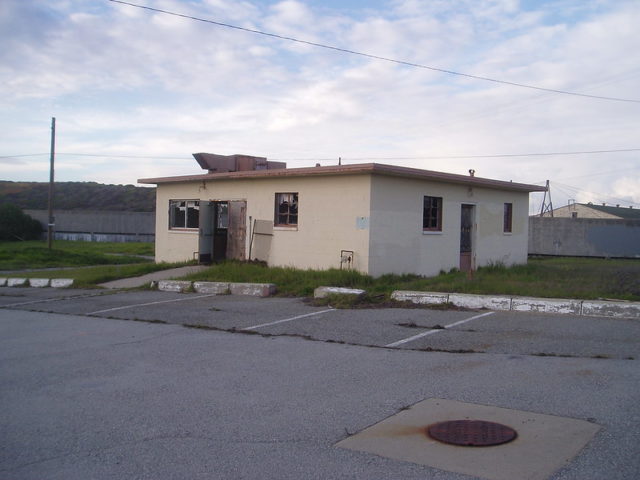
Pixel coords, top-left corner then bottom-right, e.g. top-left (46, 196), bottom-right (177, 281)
top-left (426, 420), bottom-right (517, 447)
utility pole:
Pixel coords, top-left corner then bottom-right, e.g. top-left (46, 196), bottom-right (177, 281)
top-left (539, 179), bottom-right (553, 217)
top-left (47, 117), bottom-right (56, 249)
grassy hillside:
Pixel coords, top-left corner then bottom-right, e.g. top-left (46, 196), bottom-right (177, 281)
top-left (0, 181), bottom-right (155, 212)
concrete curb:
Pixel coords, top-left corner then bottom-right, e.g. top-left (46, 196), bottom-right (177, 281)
top-left (28, 278), bottom-right (51, 288)
top-left (1, 278), bottom-right (74, 288)
top-left (314, 286), bottom-right (366, 298)
top-left (391, 290), bottom-right (640, 319)
top-left (229, 282), bottom-right (276, 297)
top-left (158, 280), bottom-right (276, 297)
top-left (193, 282), bottom-right (230, 294)
top-left (157, 280), bottom-right (192, 293)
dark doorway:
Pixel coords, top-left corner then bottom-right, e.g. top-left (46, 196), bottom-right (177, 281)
top-left (198, 200), bottom-right (246, 264)
top-left (460, 204), bottom-right (475, 272)
top-left (212, 202), bottom-right (229, 262)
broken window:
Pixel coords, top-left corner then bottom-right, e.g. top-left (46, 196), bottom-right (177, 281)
top-left (503, 203), bottom-right (513, 233)
top-left (423, 196), bottom-right (443, 231)
top-left (169, 200), bottom-right (200, 229)
top-left (275, 192), bottom-right (298, 226)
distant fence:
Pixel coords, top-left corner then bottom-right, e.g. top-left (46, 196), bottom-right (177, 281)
top-left (26, 210), bottom-right (155, 243)
top-left (529, 217), bottom-right (640, 258)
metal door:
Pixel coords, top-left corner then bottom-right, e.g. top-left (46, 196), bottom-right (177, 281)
top-left (460, 204), bottom-right (474, 272)
top-left (227, 201), bottom-right (247, 260)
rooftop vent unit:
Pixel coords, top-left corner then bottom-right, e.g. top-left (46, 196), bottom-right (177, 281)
top-left (192, 153), bottom-right (286, 173)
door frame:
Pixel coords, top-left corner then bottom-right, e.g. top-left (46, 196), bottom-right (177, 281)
top-left (198, 199), bottom-right (246, 264)
top-left (460, 204), bottom-right (476, 272)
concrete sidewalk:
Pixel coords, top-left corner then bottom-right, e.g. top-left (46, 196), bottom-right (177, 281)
top-left (98, 265), bottom-right (209, 289)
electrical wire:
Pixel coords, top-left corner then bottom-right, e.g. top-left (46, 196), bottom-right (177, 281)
top-left (0, 153), bottom-right (191, 160)
top-left (273, 148), bottom-right (640, 161)
top-left (0, 153), bottom-right (49, 159)
top-left (551, 180), bottom-right (639, 207)
top-left (106, 0), bottom-right (640, 104)
top-left (3, 148), bottom-right (639, 161)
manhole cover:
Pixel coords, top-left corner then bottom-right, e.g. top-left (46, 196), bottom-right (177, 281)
top-left (427, 420), bottom-right (517, 447)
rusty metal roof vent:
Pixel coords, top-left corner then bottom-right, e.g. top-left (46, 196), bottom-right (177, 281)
top-left (427, 420), bottom-right (517, 447)
top-left (192, 153), bottom-right (286, 173)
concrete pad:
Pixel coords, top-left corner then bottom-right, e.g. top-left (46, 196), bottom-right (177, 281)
top-left (336, 398), bottom-right (600, 480)
top-left (50, 278), bottom-right (74, 288)
top-left (28, 278), bottom-right (50, 288)
top-left (391, 291), bottom-right (450, 305)
top-left (7, 278), bottom-right (28, 287)
top-left (193, 281), bottom-right (230, 294)
top-left (582, 300), bottom-right (640, 319)
top-left (511, 296), bottom-right (582, 315)
top-left (157, 280), bottom-right (192, 293)
top-left (449, 293), bottom-right (512, 311)
top-left (314, 286), bottom-right (366, 298)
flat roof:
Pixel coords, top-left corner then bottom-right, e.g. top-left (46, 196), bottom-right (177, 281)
top-left (138, 162), bottom-right (546, 193)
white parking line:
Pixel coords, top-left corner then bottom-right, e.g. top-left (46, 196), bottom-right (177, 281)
top-left (1, 292), bottom-right (109, 309)
top-left (87, 294), bottom-right (218, 315)
top-left (385, 311), bottom-right (495, 347)
top-left (242, 308), bottom-right (334, 331)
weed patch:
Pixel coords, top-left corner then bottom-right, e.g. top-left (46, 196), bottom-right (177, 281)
top-left (0, 240), bottom-right (154, 270)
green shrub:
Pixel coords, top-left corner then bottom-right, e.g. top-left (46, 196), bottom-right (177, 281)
top-left (0, 203), bottom-right (42, 241)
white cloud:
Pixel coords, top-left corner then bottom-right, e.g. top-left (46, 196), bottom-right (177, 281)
top-left (0, 0), bottom-right (637, 208)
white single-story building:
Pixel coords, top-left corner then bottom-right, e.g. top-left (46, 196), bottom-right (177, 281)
top-left (139, 154), bottom-right (545, 277)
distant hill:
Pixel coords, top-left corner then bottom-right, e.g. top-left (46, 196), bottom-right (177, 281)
top-left (0, 181), bottom-right (156, 212)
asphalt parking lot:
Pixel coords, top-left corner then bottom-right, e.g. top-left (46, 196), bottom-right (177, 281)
top-left (1, 287), bottom-right (639, 479)
top-left (1, 287), bottom-right (638, 360)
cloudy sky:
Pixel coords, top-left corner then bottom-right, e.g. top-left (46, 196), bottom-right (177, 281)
top-left (1, 0), bottom-right (639, 212)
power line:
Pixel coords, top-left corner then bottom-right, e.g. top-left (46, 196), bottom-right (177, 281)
top-left (3, 147), bottom-right (639, 161)
top-left (0, 153), bottom-right (49, 159)
top-left (58, 153), bottom-right (192, 160)
top-left (0, 153), bottom-right (191, 160)
top-left (273, 148), bottom-right (640, 161)
top-left (107, 0), bottom-right (640, 104)
top-left (550, 180), bottom-right (639, 208)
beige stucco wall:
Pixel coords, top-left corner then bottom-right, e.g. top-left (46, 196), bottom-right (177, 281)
top-left (367, 175), bottom-right (530, 277)
top-left (155, 172), bottom-right (531, 277)
top-left (154, 174), bottom-right (373, 272)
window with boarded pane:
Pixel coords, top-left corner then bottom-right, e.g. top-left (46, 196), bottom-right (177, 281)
top-left (169, 200), bottom-right (200, 229)
top-left (275, 193), bottom-right (298, 226)
top-left (503, 202), bottom-right (513, 233)
top-left (423, 196), bottom-right (443, 231)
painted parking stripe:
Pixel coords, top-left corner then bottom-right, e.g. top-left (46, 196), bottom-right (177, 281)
top-left (242, 308), bottom-right (334, 331)
top-left (1, 292), bottom-right (110, 309)
top-left (86, 294), bottom-right (218, 315)
top-left (385, 311), bottom-right (495, 348)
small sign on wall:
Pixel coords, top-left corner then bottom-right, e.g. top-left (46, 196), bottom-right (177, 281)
top-left (356, 216), bottom-right (369, 230)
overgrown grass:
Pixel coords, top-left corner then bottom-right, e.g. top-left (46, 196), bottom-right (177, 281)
top-left (185, 257), bottom-right (640, 302)
top-left (185, 261), bottom-right (373, 297)
top-left (3, 242), bottom-right (638, 301)
top-left (0, 240), bottom-right (154, 270)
